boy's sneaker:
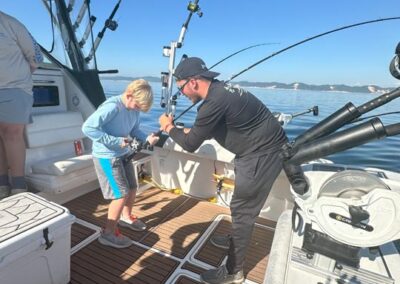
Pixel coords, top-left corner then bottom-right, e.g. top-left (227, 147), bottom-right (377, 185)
top-left (119, 215), bottom-right (147, 231)
top-left (98, 228), bottom-right (132, 248)
top-left (210, 235), bottom-right (231, 250)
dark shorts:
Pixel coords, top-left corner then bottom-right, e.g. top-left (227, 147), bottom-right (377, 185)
top-left (93, 155), bottom-right (137, 200)
top-left (0, 89), bottom-right (33, 124)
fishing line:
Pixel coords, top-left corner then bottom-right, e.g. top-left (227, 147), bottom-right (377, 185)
top-left (173, 16), bottom-right (400, 122)
top-left (228, 16), bottom-right (400, 82)
top-left (171, 43), bottom-right (278, 122)
top-left (351, 111), bottom-right (400, 123)
top-left (208, 43), bottom-right (279, 70)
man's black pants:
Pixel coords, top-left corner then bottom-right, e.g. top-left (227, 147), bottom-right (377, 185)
top-left (226, 149), bottom-right (283, 274)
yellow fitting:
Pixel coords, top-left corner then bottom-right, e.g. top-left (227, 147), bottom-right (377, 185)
top-left (208, 196), bottom-right (218, 203)
top-left (170, 188), bottom-right (183, 195)
top-left (212, 174), bottom-right (234, 190)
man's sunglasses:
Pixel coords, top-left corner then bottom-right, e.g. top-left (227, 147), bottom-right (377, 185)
top-left (176, 78), bottom-right (191, 94)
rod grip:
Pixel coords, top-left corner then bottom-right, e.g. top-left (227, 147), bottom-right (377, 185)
top-left (385, 123), bottom-right (400, 136)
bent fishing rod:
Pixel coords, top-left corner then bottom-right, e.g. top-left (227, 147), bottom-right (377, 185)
top-left (170, 43), bottom-right (280, 122)
top-left (170, 16), bottom-right (400, 123)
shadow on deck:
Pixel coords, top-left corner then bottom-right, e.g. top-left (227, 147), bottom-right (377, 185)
top-left (65, 188), bottom-right (276, 283)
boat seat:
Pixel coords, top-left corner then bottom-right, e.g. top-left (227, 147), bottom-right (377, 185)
top-left (24, 111), bottom-right (98, 195)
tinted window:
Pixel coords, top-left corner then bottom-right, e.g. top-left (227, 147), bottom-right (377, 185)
top-left (33, 85), bottom-right (60, 107)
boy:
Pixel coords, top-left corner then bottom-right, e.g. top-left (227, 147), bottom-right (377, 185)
top-left (83, 79), bottom-right (159, 248)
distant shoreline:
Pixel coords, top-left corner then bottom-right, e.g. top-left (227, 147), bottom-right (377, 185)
top-left (101, 75), bottom-right (394, 94)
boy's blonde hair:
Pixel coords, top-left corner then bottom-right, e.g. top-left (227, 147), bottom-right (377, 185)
top-left (124, 79), bottom-right (153, 112)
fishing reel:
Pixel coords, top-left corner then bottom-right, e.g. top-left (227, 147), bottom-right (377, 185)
top-left (187, 2), bottom-right (203, 17)
top-left (105, 19), bottom-right (118, 31)
top-left (123, 137), bottom-right (153, 164)
top-left (389, 42), bottom-right (400, 80)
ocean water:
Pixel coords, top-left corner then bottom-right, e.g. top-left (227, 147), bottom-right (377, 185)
top-left (101, 80), bottom-right (400, 173)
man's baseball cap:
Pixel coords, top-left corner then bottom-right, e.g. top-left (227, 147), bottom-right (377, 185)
top-left (173, 57), bottom-right (220, 80)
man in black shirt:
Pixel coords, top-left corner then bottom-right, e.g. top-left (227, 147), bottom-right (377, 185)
top-left (159, 57), bottom-right (287, 284)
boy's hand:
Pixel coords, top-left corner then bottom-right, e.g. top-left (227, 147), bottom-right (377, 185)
top-left (121, 137), bottom-right (130, 148)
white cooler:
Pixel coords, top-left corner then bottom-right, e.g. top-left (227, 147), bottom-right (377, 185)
top-left (0, 193), bottom-right (75, 284)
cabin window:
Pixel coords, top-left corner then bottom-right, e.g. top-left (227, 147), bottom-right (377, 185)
top-left (32, 85), bottom-right (60, 107)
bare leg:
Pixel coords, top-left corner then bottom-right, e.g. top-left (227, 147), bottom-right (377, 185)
top-left (104, 197), bottom-right (128, 234)
top-left (122, 189), bottom-right (137, 218)
top-left (0, 137), bottom-right (8, 178)
top-left (0, 123), bottom-right (26, 178)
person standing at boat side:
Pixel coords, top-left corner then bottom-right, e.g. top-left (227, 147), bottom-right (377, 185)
top-left (159, 57), bottom-right (288, 284)
top-left (0, 11), bottom-right (43, 198)
top-left (82, 79), bottom-right (159, 248)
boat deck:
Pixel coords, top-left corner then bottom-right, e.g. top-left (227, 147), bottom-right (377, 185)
top-left (65, 188), bottom-right (276, 284)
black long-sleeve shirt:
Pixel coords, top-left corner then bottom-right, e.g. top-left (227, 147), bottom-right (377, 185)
top-left (169, 80), bottom-right (287, 157)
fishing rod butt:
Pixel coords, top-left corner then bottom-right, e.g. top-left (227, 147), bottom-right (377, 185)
top-left (357, 87), bottom-right (400, 115)
top-left (385, 123), bottom-right (400, 137)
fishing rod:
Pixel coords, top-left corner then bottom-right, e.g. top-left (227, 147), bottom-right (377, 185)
top-left (351, 111), bottom-right (400, 123)
top-left (228, 16), bottom-right (400, 82)
top-left (170, 43), bottom-right (280, 122)
top-left (208, 43), bottom-right (279, 70)
top-left (85, 0), bottom-right (121, 63)
top-left (170, 16), bottom-right (400, 124)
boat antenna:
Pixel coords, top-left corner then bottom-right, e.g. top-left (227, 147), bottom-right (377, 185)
top-left (228, 16), bottom-right (400, 82)
top-left (171, 16), bottom-right (400, 124)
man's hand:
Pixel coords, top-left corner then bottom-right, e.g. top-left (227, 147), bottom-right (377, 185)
top-left (159, 113), bottom-right (174, 133)
top-left (146, 133), bottom-right (160, 146)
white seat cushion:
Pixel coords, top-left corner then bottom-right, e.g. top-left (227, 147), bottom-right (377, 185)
top-left (31, 153), bottom-right (93, 176)
top-left (26, 112), bottom-right (85, 148)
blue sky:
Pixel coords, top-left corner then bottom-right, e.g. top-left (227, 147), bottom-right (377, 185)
top-left (2, 0), bottom-right (400, 87)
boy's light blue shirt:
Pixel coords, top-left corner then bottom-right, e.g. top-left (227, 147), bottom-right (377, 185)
top-left (82, 95), bottom-right (147, 158)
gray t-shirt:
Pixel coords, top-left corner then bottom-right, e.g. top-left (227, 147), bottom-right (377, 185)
top-left (0, 11), bottom-right (43, 94)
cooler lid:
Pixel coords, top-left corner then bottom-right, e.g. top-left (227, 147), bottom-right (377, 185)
top-left (0, 193), bottom-right (66, 243)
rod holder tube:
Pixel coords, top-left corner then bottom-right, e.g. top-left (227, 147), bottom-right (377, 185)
top-left (289, 118), bottom-right (386, 165)
top-left (293, 103), bottom-right (360, 148)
